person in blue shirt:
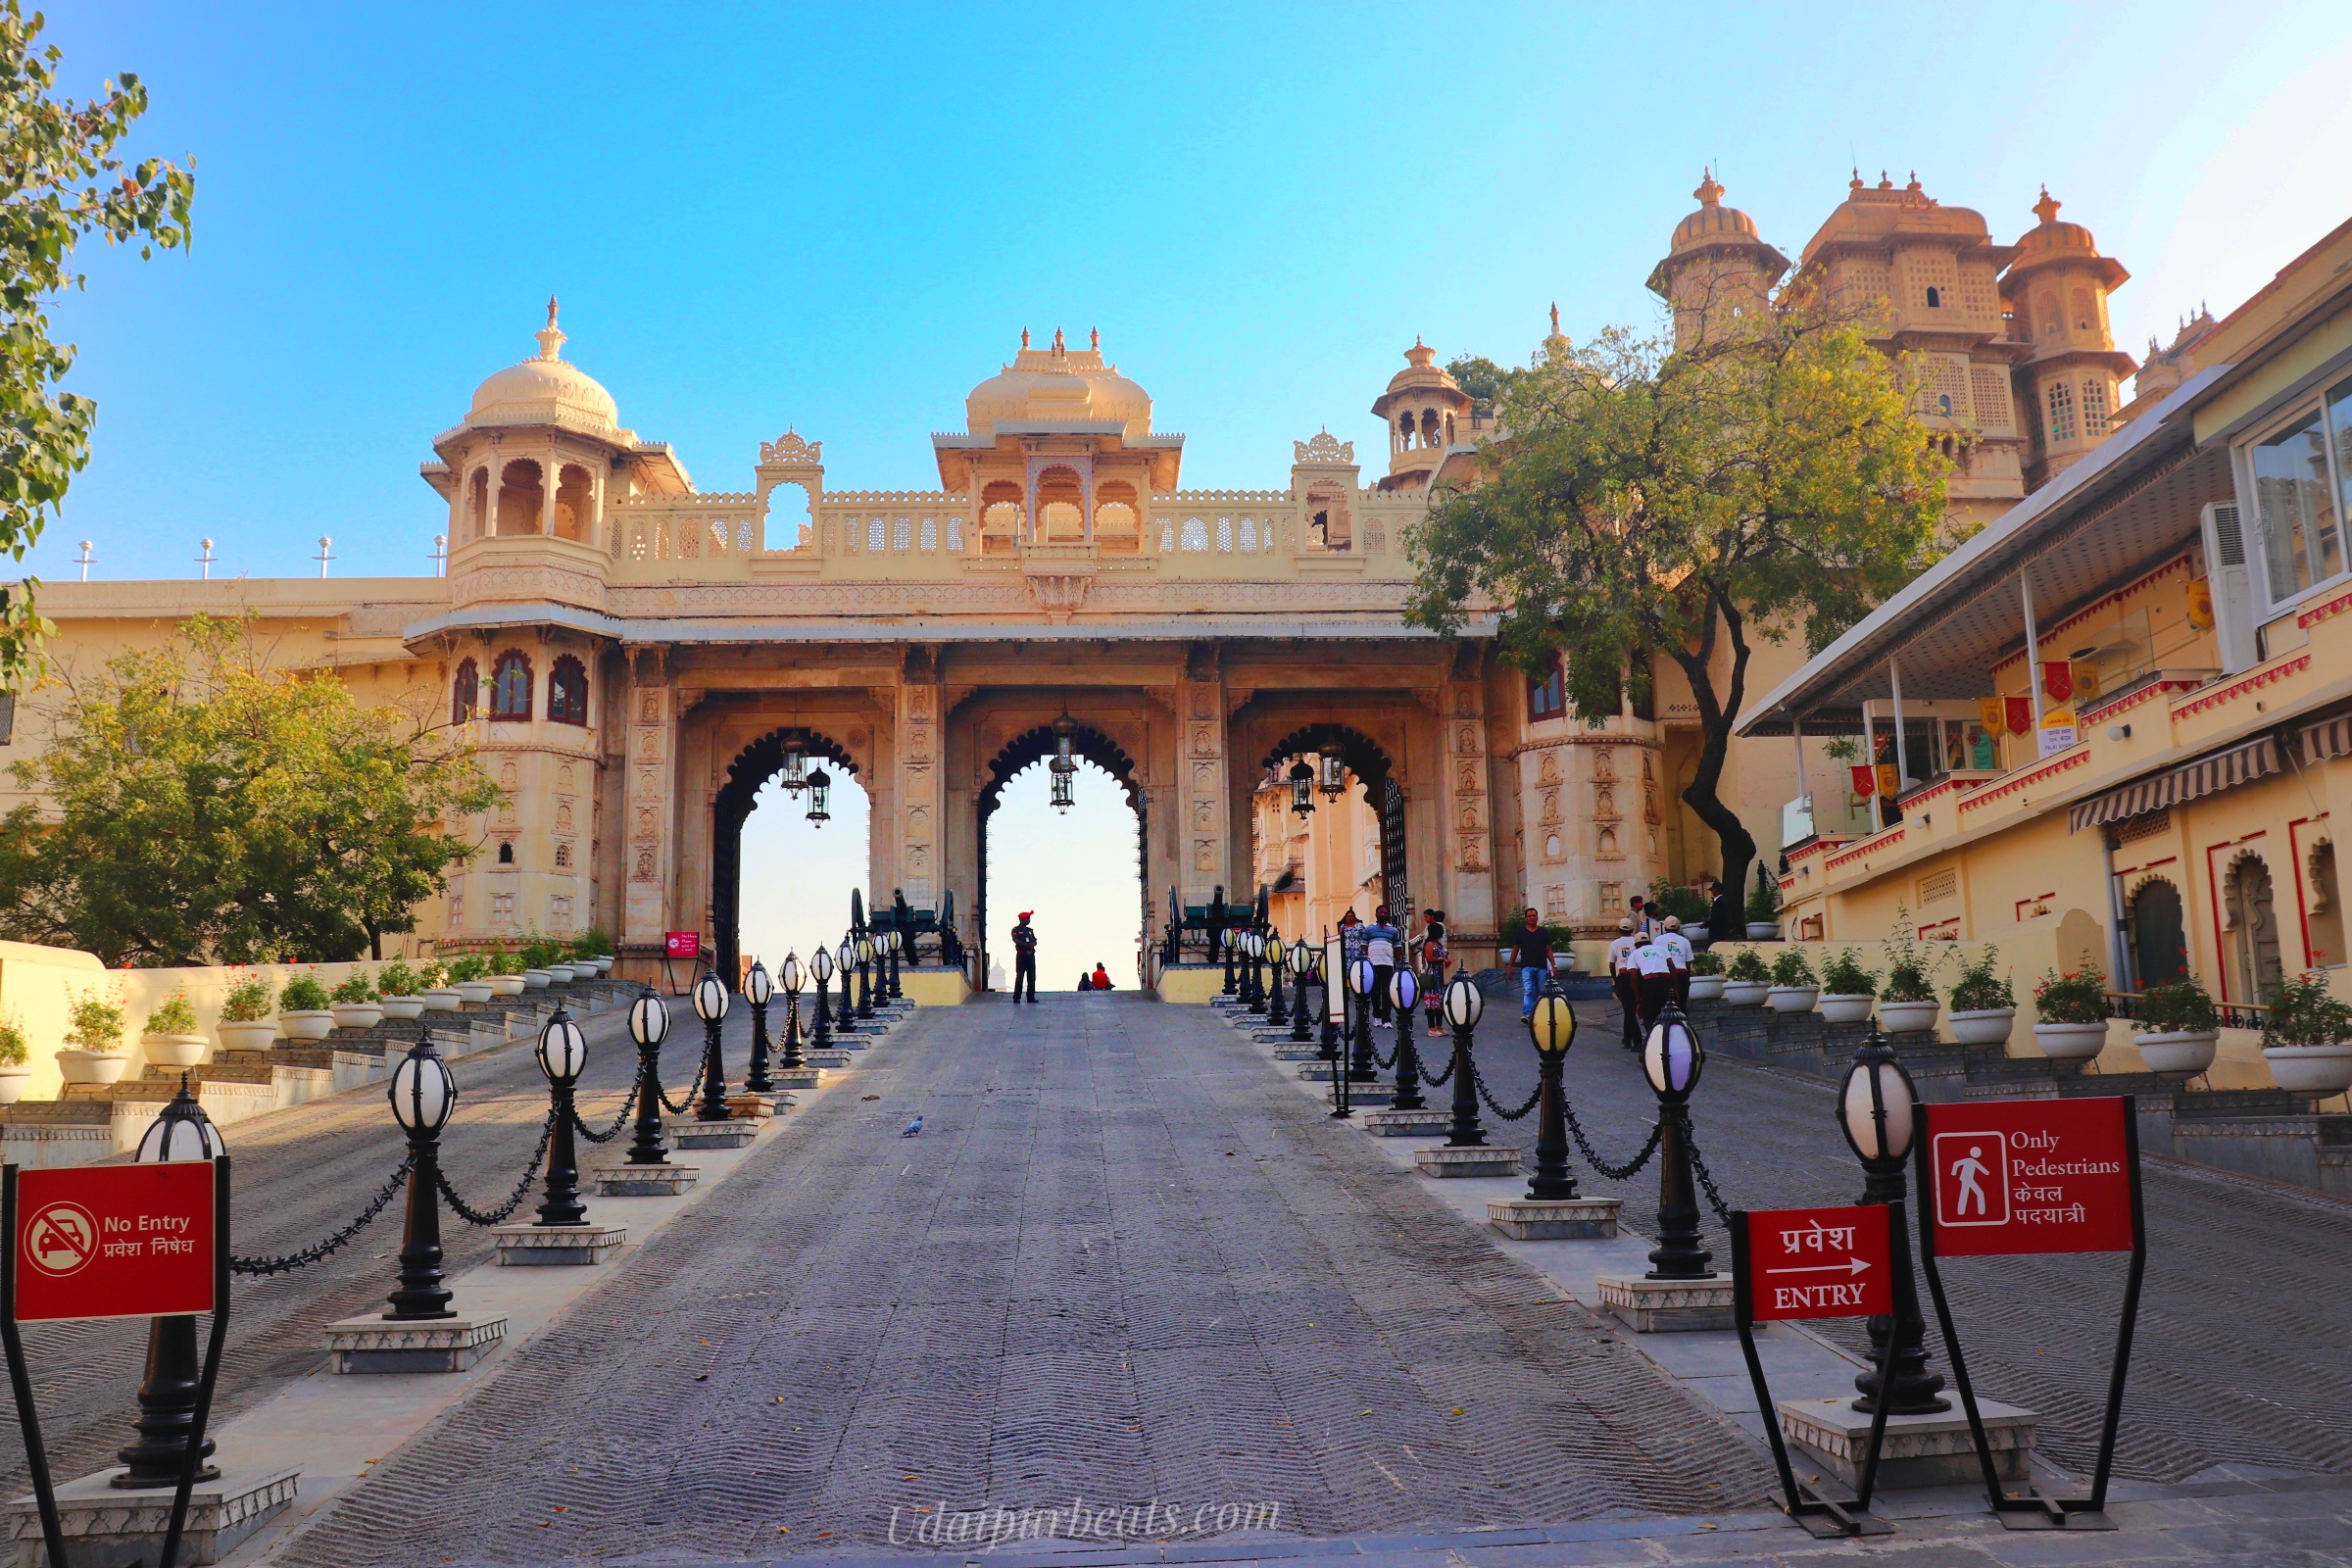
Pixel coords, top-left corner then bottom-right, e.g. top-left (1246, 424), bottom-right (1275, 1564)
top-left (1511, 908), bottom-right (1555, 1020)
top-left (1362, 905), bottom-right (1400, 1022)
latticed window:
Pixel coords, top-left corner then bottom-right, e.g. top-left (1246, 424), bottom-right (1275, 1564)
top-left (1180, 517), bottom-right (1208, 552)
top-left (893, 516), bottom-right (911, 552)
top-left (1159, 522), bottom-right (1175, 553)
top-left (549, 655), bottom-right (589, 726)
top-left (2046, 380), bottom-right (2077, 443)
top-left (2082, 378), bottom-right (2111, 437)
top-left (947, 516), bottom-right (964, 552)
top-left (489, 651), bottom-right (532, 721)
top-left (1215, 516), bottom-right (1234, 553)
top-left (867, 517), bottom-right (886, 552)
top-left (1238, 516), bottom-right (1258, 552)
top-left (451, 659), bottom-right (478, 725)
top-left (919, 516), bottom-right (938, 552)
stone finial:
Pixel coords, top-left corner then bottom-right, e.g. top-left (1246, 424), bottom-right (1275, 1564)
top-left (1090, 326), bottom-right (1100, 351)
top-left (1694, 167), bottom-right (1724, 206)
top-left (2033, 186), bottom-right (2062, 226)
top-left (1052, 327), bottom-right (1065, 355)
top-left (1549, 301), bottom-right (1562, 337)
top-left (1021, 326), bottom-right (1031, 349)
top-left (536, 296), bottom-right (565, 363)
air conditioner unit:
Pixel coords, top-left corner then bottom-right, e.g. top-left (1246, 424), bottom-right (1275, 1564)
top-left (2201, 501), bottom-right (2259, 672)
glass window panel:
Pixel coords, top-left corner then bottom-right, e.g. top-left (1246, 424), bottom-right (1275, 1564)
top-left (2252, 408), bottom-right (2342, 602)
top-left (2328, 375), bottom-right (2352, 542)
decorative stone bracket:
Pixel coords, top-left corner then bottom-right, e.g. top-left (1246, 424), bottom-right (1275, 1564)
top-left (1019, 541), bottom-right (1100, 622)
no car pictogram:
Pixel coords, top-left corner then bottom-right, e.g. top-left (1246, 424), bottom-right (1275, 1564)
top-left (23, 1202), bottom-right (96, 1277)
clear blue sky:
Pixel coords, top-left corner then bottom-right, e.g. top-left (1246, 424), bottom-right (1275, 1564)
top-left (35, 2), bottom-right (2352, 582)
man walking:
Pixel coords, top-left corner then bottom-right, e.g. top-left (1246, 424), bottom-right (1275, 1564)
top-left (1607, 918), bottom-right (1642, 1049)
top-left (1512, 907), bottom-right (1553, 1021)
top-left (1658, 916), bottom-right (1694, 1008)
top-left (1417, 907), bottom-right (1449, 1037)
top-left (1009, 910), bottom-right (1039, 1003)
top-left (1635, 932), bottom-right (1675, 1038)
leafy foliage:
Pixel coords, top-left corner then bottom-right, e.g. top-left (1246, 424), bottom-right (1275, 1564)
top-left (444, 954), bottom-right (488, 984)
top-left (2034, 964), bottom-right (2110, 1026)
top-left (1819, 949), bottom-right (1877, 996)
top-left (1767, 947), bottom-right (1815, 987)
top-left (1445, 355), bottom-right (1518, 408)
top-left (277, 974), bottom-right (330, 1012)
top-left (416, 960), bottom-right (448, 990)
top-left (374, 959), bottom-right (421, 998)
top-left (2263, 972), bottom-right (2352, 1050)
top-left (1407, 296), bottom-right (1946, 904)
top-left (0, 1016), bottom-right (25, 1065)
top-left (142, 990), bottom-right (197, 1035)
top-left (0, 7), bottom-right (195, 682)
top-left (2133, 976), bottom-right (2217, 1035)
top-left (328, 971), bottom-right (376, 1004)
top-left (1725, 947), bottom-right (1769, 983)
top-left (65, 990), bottom-right (123, 1050)
top-left (1880, 910), bottom-right (1942, 1003)
top-left (219, 975), bottom-right (272, 1023)
top-left (0, 614), bottom-right (497, 965)
top-left (1949, 947), bottom-right (2014, 1011)
top-left (1646, 881), bottom-right (1709, 924)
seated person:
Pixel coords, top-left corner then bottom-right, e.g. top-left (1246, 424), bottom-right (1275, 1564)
top-left (1091, 963), bottom-right (1114, 991)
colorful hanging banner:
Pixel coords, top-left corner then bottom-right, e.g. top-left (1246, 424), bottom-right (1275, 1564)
top-left (1979, 698), bottom-right (2005, 734)
top-left (2005, 696), bottom-right (2034, 736)
top-left (1876, 763), bottom-right (1900, 799)
top-left (2042, 661), bottom-right (2073, 704)
top-left (2072, 662), bottom-right (2101, 703)
top-left (1850, 765), bottom-right (1876, 798)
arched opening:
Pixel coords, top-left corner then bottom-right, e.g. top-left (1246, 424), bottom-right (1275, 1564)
top-left (466, 469), bottom-right (489, 542)
top-left (2224, 852), bottom-right (2284, 1004)
top-left (1095, 481), bottom-right (1139, 554)
top-left (2307, 840), bottom-right (2344, 968)
top-left (980, 481), bottom-right (1023, 554)
top-left (450, 658), bottom-right (478, 725)
top-left (1306, 483), bottom-right (1351, 551)
top-left (496, 460), bottom-right (545, 537)
top-left (2128, 878), bottom-right (2187, 989)
top-left (1256, 723), bottom-right (1403, 939)
top-left (548, 655), bottom-right (589, 726)
top-left (554, 464), bottom-right (595, 543)
top-left (977, 721), bottom-right (1145, 993)
top-left (715, 727), bottom-right (868, 984)
top-left (1036, 466), bottom-right (1085, 541)
top-left (488, 650), bottom-right (532, 721)
top-left (1420, 409), bottom-right (1441, 448)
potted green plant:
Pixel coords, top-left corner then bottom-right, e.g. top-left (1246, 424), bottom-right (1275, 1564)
top-left (486, 949), bottom-right (527, 998)
top-left (572, 931), bottom-right (614, 975)
top-left (1721, 947), bottom-right (1772, 1006)
top-left (141, 990), bottom-right (209, 1068)
top-left (217, 975), bottom-right (280, 1052)
top-left (444, 953), bottom-right (495, 1004)
top-left (0, 1017), bottom-right (29, 1103)
top-left (1948, 947), bottom-right (2016, 1046)
top-left (328, 970), bottom-right (383, 1031)
top-left (2261, 972), bottom-right (2352, 1095)
top-left (517, 935), bottom-right (564, 985)
top-left (58, 990), bottom-right (130, 1085)
top-left (1744, 862), bottom-right (1782, 941)
top-left (376, 959), bottom-right (426, 1020)
top-left (2132, 976), bottom-right (2219, 1074)
top-left (1816, 950), bottom-right (1877, 1024)
top-left (2032, 964), bottom-right (2110, 1062)
top-left (1878, 913), bottom-right (1944, 1033)
top-left (1686, 947), bottom-right (1727, 1002)
top-left (417, 959), bottom-right (462, 1012)
top-left (1766, 946), bottom-right (1819, 1013)
top-left (278, 973), bottom-right (337, 1041)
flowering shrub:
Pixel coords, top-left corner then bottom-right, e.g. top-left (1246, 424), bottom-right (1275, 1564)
top-left (2034, 964), bottom-right (2109, 1026)
top-left (1819, 950), bottom-right (1877, 996)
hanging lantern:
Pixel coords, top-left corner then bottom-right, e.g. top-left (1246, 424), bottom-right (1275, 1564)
top-left (1053, 711), bottom-right (1077, 769)
top-left (805, 766), bottom-right (832, 825)
top-left (1318, 741), bottom-right (1347, 798)
top-left (1288, 760), bottom-right (1316, 816)
top-left (780, 736), bottom-right (808, 795)
top-left (1050, 766), bottom-right (1076, 814)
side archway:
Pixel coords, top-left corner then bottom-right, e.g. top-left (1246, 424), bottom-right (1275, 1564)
top-left (712, 726), bottom-right (863, 982)
top-left (1258, 721), bottom-right (1408, 920)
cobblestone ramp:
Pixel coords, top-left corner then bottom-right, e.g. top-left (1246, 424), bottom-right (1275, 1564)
top-left (274, 999), bottom-right (1770, 1567)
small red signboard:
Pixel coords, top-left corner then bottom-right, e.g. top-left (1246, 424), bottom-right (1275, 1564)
top-left (1921, 1097), bottom-right (2134, 1256)
top-left (14, 1163), bottom-right (216, 1322)
top-left (664, 930), bottom-right (702, 959)
top-left (1740, 1204), bottom-right (1893, 1321)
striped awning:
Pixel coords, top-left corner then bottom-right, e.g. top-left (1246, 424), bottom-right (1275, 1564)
top-left (2305, 711), bottom-right (2352, 761)
top-left (2067, 734), bottom-right (2282, 832)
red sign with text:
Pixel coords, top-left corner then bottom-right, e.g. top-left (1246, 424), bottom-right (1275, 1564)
top-left (14, 1163), bottom-right (215, 1323)
top-left (1740, 1204), bottom-right (1893, 1321)
top-left (664, 930), bottom-right (702, 958)
top-left (1921, 1097), bottom-right (2134, 1256)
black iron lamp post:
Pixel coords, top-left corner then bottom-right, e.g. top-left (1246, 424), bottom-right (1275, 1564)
top-left (624, 985), bottom-right (672, 1165)
top-left (1245, 929), bottom-right (1267, 1013)
top-left (116, 1082), bottom-right (226, 1489)
top-left (1443, 974), bottom-right (1487, 1147)
top-left (533, 1007), bottom-right (589, 1226)
top-left (386, 1033), bottom-right (458, 1320)
top-left (693, 969), bottom-right (732, 1122)
top-left (744, 958), bottom-right (775, 1095)
top-left (1317, 940), bottom-right (1342, 1059)
top-left (856, 931), bottom-right (877, 1019)
top-left (1221, 924), bottom-right (1238, 996)
top-left (1525, 980), bottom-right (1579, 1199)
top-left (1266, 924), bottom-right (1290, 1027)
top-left (779, 952), bottom-right (806, 1070)
top-left (1288, 939), bottom-right (1315, 1043)
top-left (1388, 967), bottom-right (1427, 1110)
top-left (810, 945), bottom-right (836, 1050)
top-left (1347, 957), bottom-right (1378, 1082)
top-left (1839, 1029), bottom-right (1949, 1415)
top-left (805, 765), bottom-right (832, 825)
top-left (833, 939), bottom-right (861, 1033)
top-left (1640, 1004), bottom-right (1714, 1281)
top-left (886, 929), bottom-right (904, 1001)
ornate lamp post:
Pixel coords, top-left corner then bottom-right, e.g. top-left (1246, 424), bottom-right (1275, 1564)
top-left (1640, 1004), bottom-right (1713, 1281)
top-left (744, 958), bottom-right (775, 1095)
top-left (1266, 924), bottom-right (1291, 1027)
top-left (805, 765), bottom-right (832, 826)
top-left (1524, 980), bottom-right (1579, 1199)
top-left (116, 1083), bottom-right (226, 1488)
top-left (693, 969), bottom-right (731, 1122)
top-left (1288, 760), bottom-right (1316, 816)
top-left (1389, 967), bottom-right (1426, 1110)
top-left (1220, 923), bottom-right (1238, 996)
top-left (1288, 939), bottom-right (1316, 1044)
top-left (855, 931), bottom-right (877, 1018)
top-left (1244, 929), bottom-right (1267, 1013)
top-left (1317, 740), bottom-right (1347, 799)
top-left (1348, 957), bottom-right (1378, 1082)
top-left (778, 952), bottom-right (806, 1070)
top-left (809, 945), bottom-right (836, 1050)
top-left (1317, 938), bottom-right (1343, 1059)
top-left (886, 929), bottom-right (905, 1001)
top-left (833, 939), bottom-right (860, 1034)
top-left (386, 1033), bottom-right (459, 1321)
top-left (624, 986), bottom-right (672, 1166)
top-left (1839, 1029), bottom-right (1949, 1415)
top-left (533, 1007), bottom-right (589, 1226)
top-left (1443, 974), bottom-right (1487, 1147)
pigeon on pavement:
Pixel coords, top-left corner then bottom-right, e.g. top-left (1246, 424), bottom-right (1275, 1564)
top-left (901, 1116), bottom-right (924, 1137)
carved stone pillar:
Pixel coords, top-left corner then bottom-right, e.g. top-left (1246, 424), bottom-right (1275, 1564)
top-left (1442, 681), bottom-right (1497, 936)
top-left (897, 648), bottom-right (944, 909)
top-left (1178, 644), bottom-right (1228, 906)
top-left (622, 647), bottom-right (678, 951)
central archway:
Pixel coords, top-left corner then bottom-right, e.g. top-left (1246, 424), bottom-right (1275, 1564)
top-left (977, 721), bottom-right (1147, 990)
top-left (713, 726), bottom-right (863, 981)
top-left (1257, 722), bottom-right (1407, 927)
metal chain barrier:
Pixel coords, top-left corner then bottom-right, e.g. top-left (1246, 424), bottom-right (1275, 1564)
top-left (229, 1150), bottom-right (416, 1276)
top-left (1469, 1060), bottom-right (1543, 1122)
top-left (1678, 1111), bottom-right (1737, 1229)
top-left (658, 1077), bottom-right (700, 1116)
top-left (1418, 1051), bottom-right (1455, 1088)
top-left (572, 1060), bottom-right (646, 1144)
top-left (1557, 1100), bottom-right (1663, 1181)
top-left (434, 1109), bottom-right (558, 1228)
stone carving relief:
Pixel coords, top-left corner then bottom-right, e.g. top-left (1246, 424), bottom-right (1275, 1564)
top-left (556, 802), bottom-right (574, 830)
top-left (1194, 839), bottom-right (1216, 873)
top-left (1192, 727), bottom-right (1217, 757)
top-left (633, 849), bottom-right (657, 881)
top-left (1538, 751), bottom-right (1560, 785)
top-left (907, 727), bottom-right (931, 760)
top-left (1454, 723), bottom-right (1481, 755)
top-left (1191, 763), bottom-right (1217, 793)
top-left (1540, 789), bottom-right (1560, 825)
top-left (499, 760), bottom-right (518, 789)
top-left (1594, 784), bottom-right (1618, 819)
top-left (637, 731), bottom-right (662, 761)
top-left (1597, 825), bottom-right (1620, 858)
top-left (1643, 783), bottom-right (1662, 824)
top-left (1192, 800), bottom-right (1214, 829)
top-left (760, 429), bottom-right (822, 465)
top-left (559, 763), bottom-right (574, 790)
top-left (1593, 747), bottom-right (1615, 780)
top-left (1457, 835), bottom-right (1488, 871)
top-left (1293, 430), bottom-right (1355, 465)
top-left (639, 693), bottom-right (661, 723)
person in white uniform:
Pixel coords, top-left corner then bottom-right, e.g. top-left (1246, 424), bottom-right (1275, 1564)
top-left (1606, 919), bottom-right (1641, 1050)
top-left (1657, 916), bottom-right (1694, 1009)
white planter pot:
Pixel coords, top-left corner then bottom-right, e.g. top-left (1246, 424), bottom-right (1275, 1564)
top-left (2134, 1029), bottom-right (2219, 1074)
top-left (380, 996), bottom-right (426, 1019)
top-left (488, 974), bottom-right (526, 998)
top-left (2032, 1021), bottom-right (2109, 1062)
top-left (1721, 980), bottom-right (1771, 1006)
top-left (278, 1009), bottom-right (336, 1042)
top-left (1879, 999), bottom-right (1942, 1034)
top-left (1818, 993), bottom-right (1875, 1024)
top-left (542, 964), bottom-right (573, 983)
top-left (521, 969), bottom-right (552, 990)
top-left (330, 1003), bottom-right (384, 1031)
top-left (141, 1033), bottom-right (210, 1068)
top-left (1949, 1007), bottom-right (2016, 1047)
top-left (1746, 922), bottom-right (1782, 941)
top-left (216, 1018), bottom-right (279, 1053)
top-left (1766, 985), bottom-right (1819, 1013)
top-left (1687, 975), bottom-right (1726, 1002)
top-left (456, 980), bottom-right (496, 1004)
top-left (420, 987), bottom-right (465, 1011)
top-left (0, 1067), bottom-right (27, 1104)
top-left (593, 956), bottom-right (614, 976)
top-left (2263, 1043), bottom-right (2352, 1096)
top-left (55, 1049), bottom-right (129, 1086)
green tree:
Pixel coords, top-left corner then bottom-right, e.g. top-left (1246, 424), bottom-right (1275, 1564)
top-left (0, 6), bottom-right (194, 682)
top-left (1406, 287), bottom-right (1946, 907)
top-left (0, 615), bottom-right (496, 964)
top-left (1446, 355), bottom-right (1516, 408)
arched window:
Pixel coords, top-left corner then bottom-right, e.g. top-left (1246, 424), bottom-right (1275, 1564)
top-left (866, 517), bottom-right (887, 552)
top-left (1925, 286), bottom-right (1942, 308)
top-left (497, 460), bottom-right (544, 536)
top-left (2082, 378), bottom-right (2110, 438)
top-left (918, 516), bottom-right (938, 552)
top-left (548, 655), bottom-right (589, 726)
top-left (498, 841), bottom-right (515, 865)
top-left (1180, 517), bottom-right (1209, 552)
top-left (1159, 521), bottom-right (1175, 553)
top-left (2071, 287), bottom-right (2094, 330)
top-left (2045, 380), bottom-right (2077, 443)
top-left (2037, 292), bottom-right (2061, 339)
top-left (466, 470), bottom-right (489, 541)
top-left (554, 465), bottom-right (594, 542)
top-left (451, 659), bottom-right (478, 725)
top-left (893, 516), bottom-right (911, 552)
top-left (1215, 516), bottom-right (1234, 553)
top-left (2128, 879), bottom-right (2187, 988)
top-left (1238, 516), bottom-right (1258, 553)
top-left (946, 515), bottom-right (965, 553)
top-left (489, 651), bottom-right (532, 721)
top-left (1420, 409), bottom-right (1441, 447)
top-left (555, 843), bottom-right (571, 868)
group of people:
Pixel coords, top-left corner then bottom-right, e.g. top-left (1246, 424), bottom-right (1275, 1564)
top-left (1004, 910), bottom-right (1117, 1002)
top-left (1334, 904), bottom-right (1454, 1035)
top-left (1505, 898), bottom-right (1696, 1051)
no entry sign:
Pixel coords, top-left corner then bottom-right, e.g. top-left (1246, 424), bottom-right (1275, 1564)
top-left (1740, 1204), bottom-right (1893, 1321)
top-left (13, 1163), bottom-right (216, 1322)
top-left (665, 930), bottom-right (702, 958)
top-left (1921, 1097), bottom-right (2134, 1256)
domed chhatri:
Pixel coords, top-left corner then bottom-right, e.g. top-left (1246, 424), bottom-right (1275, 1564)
top-left (467, 297), bottom-right (621, 434)
top-left (963, 326), bottom-right (1153, 439)
top-left (1668, 168), bottom-right (1767, 254)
